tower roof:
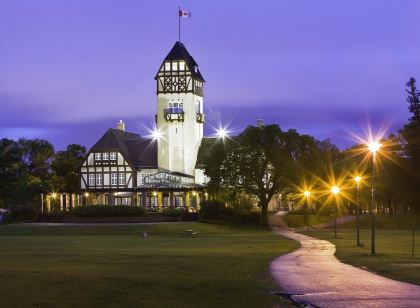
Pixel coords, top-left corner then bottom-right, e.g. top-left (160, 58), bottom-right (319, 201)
top-left (155, 41), bottom-right (205, 82)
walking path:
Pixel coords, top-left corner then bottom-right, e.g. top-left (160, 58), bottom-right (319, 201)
top-left (270, 228), bottom-right (420, 307)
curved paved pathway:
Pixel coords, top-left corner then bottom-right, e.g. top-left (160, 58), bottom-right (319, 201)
top-left (271, 228), bottom-right (420, 307)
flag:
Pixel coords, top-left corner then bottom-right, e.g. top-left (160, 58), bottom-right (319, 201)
top-left (179, 9), bottom-right (191, 18)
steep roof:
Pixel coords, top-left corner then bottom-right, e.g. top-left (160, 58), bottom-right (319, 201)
top-left (155, 41), bottom-right (205, 82)
top-left (91, 128), bottom-right (157, 169)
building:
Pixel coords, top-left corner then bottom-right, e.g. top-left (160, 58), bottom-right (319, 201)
top-left (78, 41), bottom-right (215, 211)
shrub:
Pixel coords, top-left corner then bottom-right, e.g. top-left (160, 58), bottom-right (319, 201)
top-left (199, 200), bottom-right (260, 225)
top-left (241, 211), bottom-right (261, 225)
top-left (161, 207), bottom-right (185, 218)
top-left (10, 205), bottom-right (38, 222)
top-left (199, 200), bottom-right (226, 220)
top-left (71, 205), bottom-right (147, 217)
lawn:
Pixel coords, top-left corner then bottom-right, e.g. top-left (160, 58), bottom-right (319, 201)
top-left (306, 228), bottom-right (420, 285)
top-left (0, 222), bottom-right (297, 307)
top-left (282, 214), bottom-right (333, 228)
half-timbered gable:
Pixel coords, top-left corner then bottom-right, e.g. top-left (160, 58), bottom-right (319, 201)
top-left (80, 128), bottom-right (157, 192)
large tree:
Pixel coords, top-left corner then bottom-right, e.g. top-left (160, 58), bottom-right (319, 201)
top-left (51, 144), bottom-right (86, 193)
top-left (0, 139), bottom-right (22, 207)
top-left (400, 77), bottom-right (420, 213)
top-left (206, 125), bottom-right (302, 227)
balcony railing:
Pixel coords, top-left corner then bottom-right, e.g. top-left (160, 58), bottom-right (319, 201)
top-left (164, 108), bottom-right (184, 122)
top-left (196, 112), bottom-right (205, 123)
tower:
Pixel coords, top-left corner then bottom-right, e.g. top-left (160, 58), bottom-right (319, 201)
top-left (154, 42), bottom-right (205, 175)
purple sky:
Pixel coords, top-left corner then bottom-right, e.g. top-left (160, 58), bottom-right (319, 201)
top-left (1, 0), bottom-right (419, 150)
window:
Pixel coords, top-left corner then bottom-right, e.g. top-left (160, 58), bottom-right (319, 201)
top-left (119, 173), bottom-right (125, 185)
top-left (103, 153), bottom-right (109, 160)
top-left (95, 153), bottom-right (101, 160)
top-left (111, 173), bottom-right (117, 185)
top-left (96, 174), bottom-right (102, 186)
top-left (172, 61), bottom-right (178, 71)
top-left (110, 152), bottom-right (117, 160)
top-left (164, 61), bottom-right (170, 71)
top-left (89, 174), bottom-right (95, 186)
top-left (179, 61), bottom-right (185, 71)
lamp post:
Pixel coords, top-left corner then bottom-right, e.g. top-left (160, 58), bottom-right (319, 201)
top-left (304, 191), bottom-right (310, 231)
top-left (368, 141), bottom-right (381, 256)
top-left (84, 192), bottom-right (89, 206)
top-left (354, 176), bottom-right (361, 246)
top-left (331, 186), bottom-right (340, 239)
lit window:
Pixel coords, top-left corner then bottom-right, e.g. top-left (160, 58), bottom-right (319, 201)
top-left (89, 174), bottom-right (95, 186)
top-left (179, 61), bottom-right (185, 70)
top-left (95, 153), bottom-right (101, 160)
top-left (111, 173), bottom-right (117, 185)
top-left (103, 153), bottom-right (109, 160)
top-left (110, 152), bottom-right (117, 160)
top-left (96, 174), bottom-right (102, 186)
top-left (164, 62), bottom-right (170, 71)
top-left (119, 173), bottom-right (125, 185)
top-left (172, 61), bottom-right (178, 71)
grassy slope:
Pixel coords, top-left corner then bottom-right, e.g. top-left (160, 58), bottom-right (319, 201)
top-left (307, 228), bottom-right (420, 285)
top-left (0, 223), bottom-right (297, 307)
top-left (282, 214), bottom-right (333, 228)
top-left (340, 214), bottom-right (420, 229)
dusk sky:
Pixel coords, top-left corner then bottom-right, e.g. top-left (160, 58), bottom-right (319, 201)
top-left (1, 0), bottom-right (419, 150)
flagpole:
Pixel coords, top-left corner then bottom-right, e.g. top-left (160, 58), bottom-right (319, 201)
top-left (178, 6), bottom-right (181, 42)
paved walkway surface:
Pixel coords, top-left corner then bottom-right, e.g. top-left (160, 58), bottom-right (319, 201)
top-left (271, 228), bottom-right (420, 307)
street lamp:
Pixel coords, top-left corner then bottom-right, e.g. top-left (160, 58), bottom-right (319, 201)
top-left (368, 141), bottom-right (382, 255)
top-left (84, 192), bottom-right (89, 206)
top-left (303, 191), bottom-right (310, 231)
top-left (331, 185), bottom-right (340, 239)
top-left (354, 176), bottom-right (362, 246)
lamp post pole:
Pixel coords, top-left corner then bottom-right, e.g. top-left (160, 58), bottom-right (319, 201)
top-left (331, 186), bottom-right (340, 239)
top-left (371, 151), bottom-right (377, 255)
top-left (335, 197), bottom-right (338, 239)
top-left (355, 177), bottom-right (361, 246)
top-left (304, 191), bottom-right (310, 232)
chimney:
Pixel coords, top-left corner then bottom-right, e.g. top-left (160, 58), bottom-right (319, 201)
top-left (256, 119), bottom-right (265, 128)
top-left (117, 120), bottom-right (125, 131)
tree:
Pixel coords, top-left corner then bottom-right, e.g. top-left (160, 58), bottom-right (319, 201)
top-left (206, 125), bottom-right (295, 227)
top-left (406, 77), bottom-right (420, 123)
top-left (400, 77), bottom-right (420, 213)
top-left (15, 138), bottom-right (55, 205)
top-left (51, 144), bottom-right (86, 192)
top-left (0, 139), bottom-right (22, 207)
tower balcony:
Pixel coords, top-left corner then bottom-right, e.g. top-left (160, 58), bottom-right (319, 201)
top-left (164, 108), bottom-right (184, 122)
top-left (196, 112), bottom-right (205, 123)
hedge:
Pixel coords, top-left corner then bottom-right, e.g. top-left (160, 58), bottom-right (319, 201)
top-left (71, 205), bottom-right (147, 217)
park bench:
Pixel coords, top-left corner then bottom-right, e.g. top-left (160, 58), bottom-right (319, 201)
top-left (181, 229), bottom-right (198, 237)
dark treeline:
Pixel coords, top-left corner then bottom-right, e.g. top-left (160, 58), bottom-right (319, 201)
top-left (0, 139), bottom-right (86, 208)
top-left (204, 78), bottom-right (420, 226)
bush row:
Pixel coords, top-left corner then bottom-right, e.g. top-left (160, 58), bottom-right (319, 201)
top-left (199, 200), bottom-right (261, 225)
top-left (71, 205), bottom-right (147, 217)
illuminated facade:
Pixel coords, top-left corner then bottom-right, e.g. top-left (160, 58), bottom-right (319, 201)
top-left (77, 42), bottom-right (213, 211)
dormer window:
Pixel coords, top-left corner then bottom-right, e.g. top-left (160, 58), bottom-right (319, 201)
top-left (110, 152), bottom-right (117, 160)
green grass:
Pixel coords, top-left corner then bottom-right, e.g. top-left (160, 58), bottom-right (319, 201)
top-left (0, 222), bottom-right (297, 307)
top-left (282, 214), bottom-right (333, 228)
top-left (306, 228), bottom-right (420, 285)
top-left (340, 214), bottom-right (420, 229)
